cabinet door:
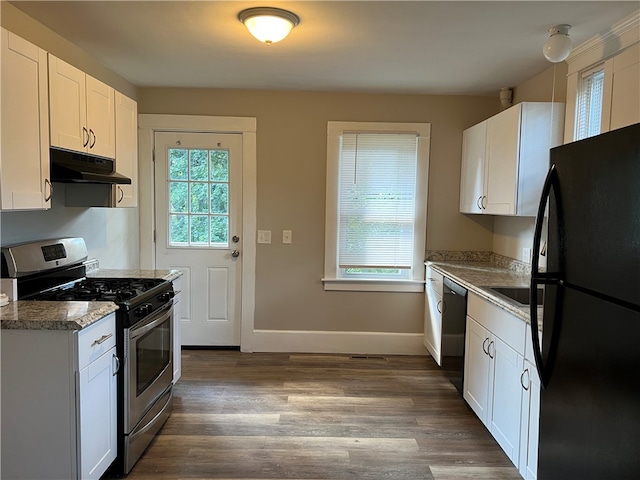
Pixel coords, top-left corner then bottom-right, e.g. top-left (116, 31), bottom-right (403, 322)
top-left (423, 267), bottom-right (443, 365)
top-left (86, 75), bottom-right (115, 158)
top-left (488, 335), bottom-right (524, 465)
top-left (463, 316), bottom-right (491, 423)
top-left (603, 44), bottom-right (640, 132)
top-left (114, 92), bottom-right (138, 207)
top-left (77, 345), bottom-right (117, 480)
top-left (1, 28), bottom-right (51, 210)
top-left (49, 55), bottom-right (87, 153)
top-left (485, 105), bottom-right (520, 215)
top-left (519, 359), bottom-right (540, 480)
top-left (459, 121), bottom-right (486, 214)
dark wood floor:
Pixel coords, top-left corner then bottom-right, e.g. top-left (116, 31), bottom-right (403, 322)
top-left (125, 350), bottom-right (522, 479)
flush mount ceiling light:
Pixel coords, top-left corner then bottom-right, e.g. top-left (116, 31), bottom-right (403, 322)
top-left (543, 24), bottom-right (573, 63)
top-left (238, 7), bottom-right (300, 45)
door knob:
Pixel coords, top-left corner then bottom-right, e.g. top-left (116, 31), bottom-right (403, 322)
top-left (231, 250), bottom-right (240, 258)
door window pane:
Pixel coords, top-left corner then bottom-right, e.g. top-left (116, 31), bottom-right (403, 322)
top-left (210, 184), bottom-right (228, 214)
top-left (190, 183), bottom-right (209, 213)
top-left (169, 149), bottom-right (188, 180)
top-left (170, 182), bottom-right (188, 213)
top-left (189, 150), bottom-right (208, 180)
top-left (190, 215), bottom-right (209, 244)
top-left (211, 151), bottom-right (229, 181)
top-left (168, 147), bottom-right (231, 247)
top-left (211, 216), bottom-right (229, 244)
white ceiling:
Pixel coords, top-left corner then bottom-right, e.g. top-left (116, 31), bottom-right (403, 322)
top-left (9, 1), bottom-right (639, 95)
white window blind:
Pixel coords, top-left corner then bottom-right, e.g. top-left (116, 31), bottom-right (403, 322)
top-left (337, 133), bottom-right (418, 270)
top-left (575, 68), bottom-right (605, 140)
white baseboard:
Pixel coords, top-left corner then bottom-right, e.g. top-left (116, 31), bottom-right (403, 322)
top-left (252, 329), bottom-right (427, 356)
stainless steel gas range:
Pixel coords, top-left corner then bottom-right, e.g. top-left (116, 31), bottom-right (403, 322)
top-left (0, 237), bottom-right (174, 475)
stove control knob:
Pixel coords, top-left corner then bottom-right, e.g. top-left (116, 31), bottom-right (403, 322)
top-left (159, 291), bottom-right (174, 303)
top-left (136, 303), bottom-right (152, 317)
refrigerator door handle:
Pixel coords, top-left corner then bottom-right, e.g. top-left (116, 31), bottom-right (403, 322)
top-left (531, 164), bottom-right (560, 388)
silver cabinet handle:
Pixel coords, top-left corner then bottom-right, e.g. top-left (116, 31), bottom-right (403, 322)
top-left (44, 179), bottom-right (53, 202)
top-left (113, 353), bottom-right (120, 376)
top-left (488, 340), bottom-right (495, 359)
top-left (82, 127), bottom-right (89, 147)
top-left (482, 337), bottom-right (489, 355)
top-left (89, 129), bottom-right (96, 149)
top-left (231, 250), bottom-right (240, 258)
top-left (520, 368), bottom-right (530, 391)
top-left (117, 186), bottom-right (124, 203)
top-left (91, 333), bottom-right (113, 346)
top-left (436, 300), bottom-right (442, 314)
top-left (481, 195), bottom-right (487, 209)
top-left (477, 196), bottom-right (483, 210)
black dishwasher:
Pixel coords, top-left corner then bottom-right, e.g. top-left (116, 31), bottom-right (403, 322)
top-left (441, 277), bottom-right (468, 395)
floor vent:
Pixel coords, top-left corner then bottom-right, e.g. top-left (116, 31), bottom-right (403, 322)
top-left (350, 355), bottom-right (386, 360)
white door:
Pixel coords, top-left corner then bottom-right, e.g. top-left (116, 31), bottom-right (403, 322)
top-left (154, 131), bottom-right (243, 346)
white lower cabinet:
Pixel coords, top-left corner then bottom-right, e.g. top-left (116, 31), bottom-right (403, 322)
top-left (463, 292), bottom-right (527, 469)
top-left (1, 313), bottom-right (117, 479)
top-left (423, 265), bottom-right (444, 365)
top-left (519, 324), bottom-right (541, 479)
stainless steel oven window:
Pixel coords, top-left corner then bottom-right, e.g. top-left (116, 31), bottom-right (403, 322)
top-left (136, 316), bottom-right (171, 396)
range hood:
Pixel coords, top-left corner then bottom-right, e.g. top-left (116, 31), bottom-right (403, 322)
top-left (50, 148), bottom-right (131, 184)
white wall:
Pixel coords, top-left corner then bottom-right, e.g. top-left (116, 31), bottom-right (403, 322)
top-left (0, 184), bottom-right (139, 269)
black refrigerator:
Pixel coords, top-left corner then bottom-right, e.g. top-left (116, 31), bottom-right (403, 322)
top-left (530, 122), bottom-right (640, 479)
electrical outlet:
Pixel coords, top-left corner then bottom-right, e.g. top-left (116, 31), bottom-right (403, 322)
top-left (282, 230), bottom-right (292, 244)
top-left (257, 230), bottom-right (271, 244)
top-left (523, 247), bottom-right (532, 263)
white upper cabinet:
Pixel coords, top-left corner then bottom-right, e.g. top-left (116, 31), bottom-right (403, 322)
top-left (602, 43), bottom-right (640, 132)
top-left (459, 121), bottom-right (487, 214)
top-left (49, 55), bottom-right (115, 159)
top-left (114, 91), bottom-right (138, 207)
top-left (0, 28), bottom-right (51, 211)
top-left (460, 102), bottom-right (565, 217)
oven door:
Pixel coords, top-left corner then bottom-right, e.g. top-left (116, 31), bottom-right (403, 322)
top-left (125, 303), bottom-right (173, 432)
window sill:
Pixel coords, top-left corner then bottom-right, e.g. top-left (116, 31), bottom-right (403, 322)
top-left (321, 278), bottom-right (425, 293)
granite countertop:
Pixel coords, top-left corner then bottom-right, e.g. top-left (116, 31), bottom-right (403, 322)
top-left (0, 301), bottom-right (118, 330)
top-left (426, 260), bottom-right (539, 323)
top-left (0, 269), bottom-right (182, 331)
top-left (87, 268), bottom-right (183, 282)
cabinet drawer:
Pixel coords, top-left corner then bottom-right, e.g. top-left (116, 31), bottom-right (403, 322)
top-left (425, 266), bottom-right (443, 293)
top-left (468, 293), bottom-right (526, 355)
top-left (78, 313), bottom-right (116, 370)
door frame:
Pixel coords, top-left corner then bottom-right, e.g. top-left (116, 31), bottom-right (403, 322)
top-left (138, 114), bottom-right (257, 352)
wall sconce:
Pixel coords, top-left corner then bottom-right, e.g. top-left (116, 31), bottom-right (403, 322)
top-left (238, 7), bottom-right (300, 45)
top-left (543, 24), bottom-right (573, 63)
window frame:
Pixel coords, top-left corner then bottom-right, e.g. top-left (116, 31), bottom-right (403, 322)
top-left (574, 64), bottom-right (606, 141)
top-left (323, 121), bottom-right (430, 293)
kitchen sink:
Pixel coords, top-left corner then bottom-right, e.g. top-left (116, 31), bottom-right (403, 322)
top-left (482, 286), bottom-right (544, 307)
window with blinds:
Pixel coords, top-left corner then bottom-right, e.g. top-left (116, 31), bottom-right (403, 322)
top-left (324, 121), bottom-right (430, 292)
top-left (575, 67), bottom-right (605, 140)
top-left (338, 133), bottom-right (417, 278)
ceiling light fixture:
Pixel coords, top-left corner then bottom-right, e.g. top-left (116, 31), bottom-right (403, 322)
top-left (238, 7), bottom-right (300, 45)
top-left (543, 24), bottom-right (573, 63)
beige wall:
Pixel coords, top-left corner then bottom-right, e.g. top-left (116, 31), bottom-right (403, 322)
top-left (1, 2), bottom-right (137, 98)
top-left (492, 62), bottom-right (569, 262)
top-left (138, 89), bottom-right (497, 333)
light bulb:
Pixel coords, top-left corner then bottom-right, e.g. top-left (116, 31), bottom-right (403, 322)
top-left (543, 24), bottom-right (572, 63)
top-left (238, 7), bottom-right (300, 45)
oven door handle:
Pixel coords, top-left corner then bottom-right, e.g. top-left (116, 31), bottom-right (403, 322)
top-left (130, 304), bottom-right (173, 340)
